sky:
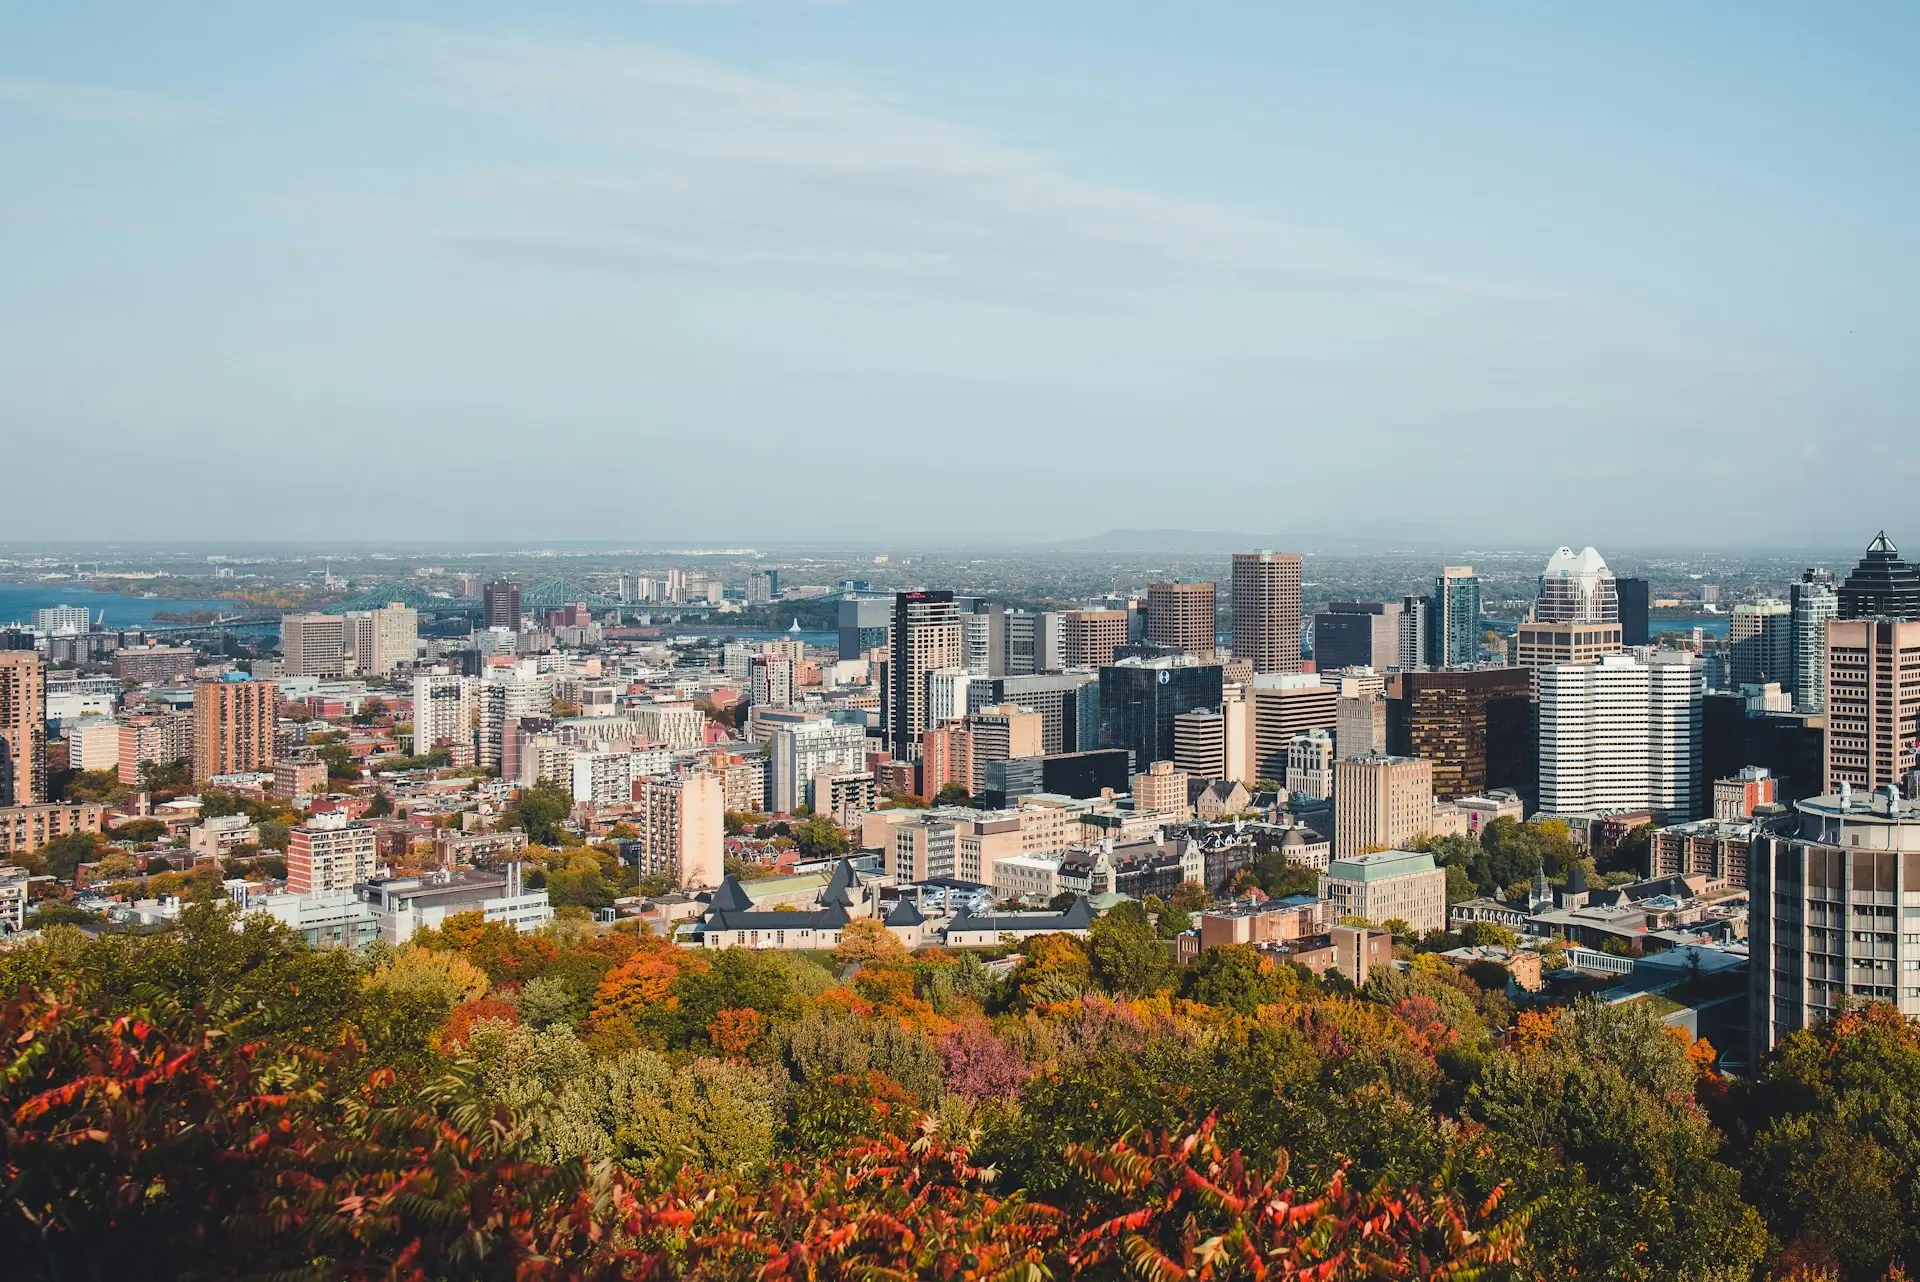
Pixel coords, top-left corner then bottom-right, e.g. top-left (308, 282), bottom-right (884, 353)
top-left (2, 2), bottom-right (1916, 547)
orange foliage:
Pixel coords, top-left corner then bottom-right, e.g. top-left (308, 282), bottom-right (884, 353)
top-left (1512, 1008), bottom-right (1558, 1054)
top-left (440, 996), bottom-right (519, 1048)
top-left (413, 910), bottom-right (559, 985)
top-left (815, 987), bottom-right (876, 1019)
top-left (588, 934), bottom-right (705, 1030)
top-left (708, 1007), bottom-right (763, 1055)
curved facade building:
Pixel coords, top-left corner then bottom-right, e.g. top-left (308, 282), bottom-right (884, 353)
top-left (1536, 546), bottom-right (1620, 624)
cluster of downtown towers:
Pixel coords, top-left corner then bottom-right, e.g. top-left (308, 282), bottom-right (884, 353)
top-left (850, 538), bottom-right (1920, 821)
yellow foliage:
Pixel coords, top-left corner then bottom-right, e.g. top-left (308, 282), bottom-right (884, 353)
top-left (835, 916), bottom-right (910, 968)
top-left (368, 947), bottom-right (491, 1007)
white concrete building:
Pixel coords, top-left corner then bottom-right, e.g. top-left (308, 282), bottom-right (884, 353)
top-left (68, 718), bottom-right (122, 772)
top-left (1535, 546), bottom-right (1619, 624)
top-left (1538, 653), bottom-right (1702, 821)
top-left (768, 718), bottom-right (869, 814)
top-left (1285, 728), bottom-right (1334, 800)
top-left (411, 671), bottom-right (475, 758)
top-left (571, 746), bottom-right (673, 805)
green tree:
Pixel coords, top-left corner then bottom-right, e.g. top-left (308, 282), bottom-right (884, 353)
top-left (109, 818), bottom-right (167, 844)
top-left (509, 780), bottom-right (574, 846)
top-left (933, 783), bottom-right (972, 807)
top-left (1086, 901), bottom-right (1172, 996)
top-left (42, 831), bottom-right (106, 881)
top-left (791, 815), bottom-right (851, 859)
top-left (1179, 943), bottom-right (1295, 1013)
top-left (69, 769), bottom-right (129, 805)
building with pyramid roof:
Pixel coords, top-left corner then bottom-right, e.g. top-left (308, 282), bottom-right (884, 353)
top-left (1838, 532), bottom-right (1920, 620)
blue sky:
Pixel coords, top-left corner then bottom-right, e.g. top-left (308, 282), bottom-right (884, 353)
top-left (2, 2), bottom-right (1915, 546)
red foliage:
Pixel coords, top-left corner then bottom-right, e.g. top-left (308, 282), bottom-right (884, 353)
top-left (439, 996), bottom-right (519, 1048)
top-left (1, 987), bottom-right (1536, 1279)
top-left (937, 1020), bottom-right (1031, 1099)
top-left (1064, 1117), bottom-right (1531, 1280)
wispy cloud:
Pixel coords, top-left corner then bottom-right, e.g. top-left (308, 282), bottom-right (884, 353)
top-left (383, 31), bottom-right (1568, 308)
top-left (0, 76), bottom-right (201, 126)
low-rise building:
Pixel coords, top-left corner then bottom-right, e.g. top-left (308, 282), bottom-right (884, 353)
top-left (0, 866), bottom-right (30, 933)
top-left (1649, 818), bottom-right (1754, 885)
top-left (1196, 894), bottom-right (1329, 951)
top-left (993, 851), bottom-right (1063, 903)
top-left (943, 896), bottom-right (1095, 946)
top-left (0, 803), bottom-right (105, 856)
top-left (189, 813), bottom-right (259, 859)
top-left (360, 865), bottom-right (552, 944)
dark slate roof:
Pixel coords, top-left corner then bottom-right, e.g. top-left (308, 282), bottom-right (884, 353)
top-left (1565, 861), bottom-right (1588, 894)
top-left (885, 898), bottom-right (926, 927)
top-left (707, 876), bottom-right (755, 914)
top-left (701, 904), bottom-right (851, 933)
top-left (948, 895), bottom-right (1095, 934)
top-left (819, 858), bottom-right (858, 908)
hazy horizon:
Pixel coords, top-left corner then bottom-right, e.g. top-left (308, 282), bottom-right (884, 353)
top-left (4, 4), bottom-right (1914, 544)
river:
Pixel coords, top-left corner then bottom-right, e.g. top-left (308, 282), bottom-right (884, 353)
top-left (0, 584), bottom-right (241, 630)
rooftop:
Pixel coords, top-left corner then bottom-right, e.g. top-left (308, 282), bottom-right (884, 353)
top-left (1326, 850), bottom-right (1438, 882)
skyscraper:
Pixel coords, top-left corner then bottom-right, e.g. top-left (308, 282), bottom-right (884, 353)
top-left (1312, 602), bottom-right (1401, 671)
top-left (1789, 568), bottom-right (1838, 712)
top-left (1386, 667), bottom-right (1535, 803)
top-left (1429, 566), bottom-right (1481, 668)
top-left (0, 652), bottom-right (46, 807)
top-left (1535, 546), bottom-right (1620, 624)
top-left (1838, 532), bottom-right (1920, 620)
top-left (1148, 580), bottom-right (1219, 660)
top-left (1247, 673), bottom-right (1339, 784)
top-left (1616, 577), bottom-right (1651, 646)
top-left (1824, 617), bottom-right (1920, 793)
top-left (1332, 755), bottom-right (1435, 859)
top-left (1230, 551), bottom-right (1302, 674)
top-left (1396, 596), bottom-right (1431, 672)
top-left (1729, 601), bottom-right (1793, 688)
top-left (483, 580), bottom-right (524, 630)
top-left (837, 596), bottom-right (892, 661)
top-left (347, 604), bottom-right (419, 677)
top-left (192, 675), bottom-right (277, 783)
top-left (1098, 654), bottom-right (1224, 772)
top-left (886, 591), bottom-right (963, 761)
top-left (1061, 610), bottom-right (1130, 669)
top-left (1537, 653), bottom-right (1701, 821)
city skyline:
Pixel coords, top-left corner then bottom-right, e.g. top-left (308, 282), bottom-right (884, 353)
top-left (4, 4), bottom-right (1916, 543)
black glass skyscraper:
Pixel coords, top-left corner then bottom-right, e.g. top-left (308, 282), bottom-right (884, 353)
top-left (1838, 533), bottom-right (1920, 619)
top-left (1097, 658), bottom-right (1223, 772)
top-left (1616, 577), bottom-right (1650, 646)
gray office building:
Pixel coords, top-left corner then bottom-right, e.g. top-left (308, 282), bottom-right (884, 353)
top-left (1312, 601), bottom-right (1401, 672)
top-left (967, 671), bottom-right (1100, 755)
top-left (838, 596), bottom-right (893, 661)
top-left (1749, 788), bottom-right (1920, 1063)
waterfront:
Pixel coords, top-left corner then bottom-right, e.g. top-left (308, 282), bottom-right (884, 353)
top-left (0, 584), bottom-right (239, 629)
